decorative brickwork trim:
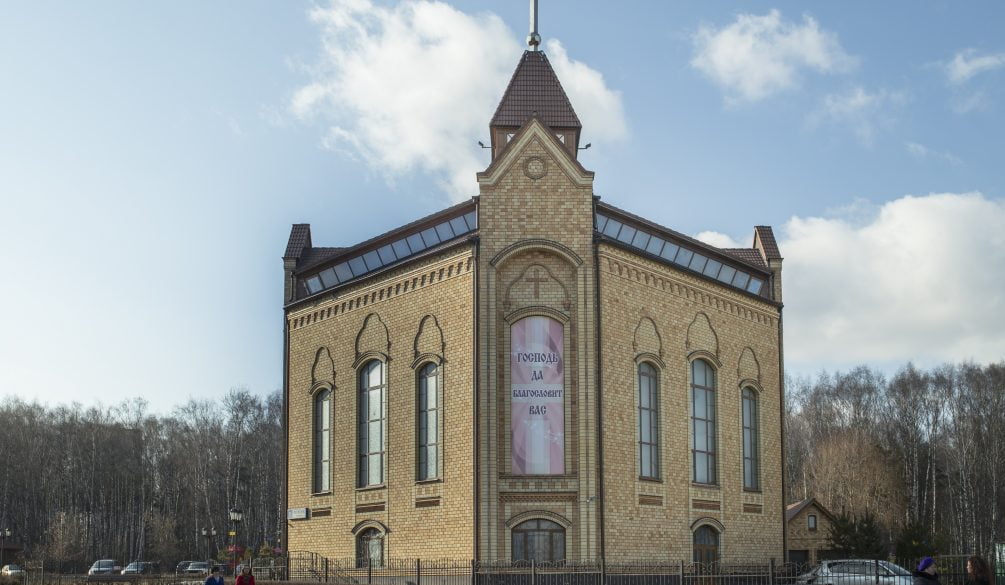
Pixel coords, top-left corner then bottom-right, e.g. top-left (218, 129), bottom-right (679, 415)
top-left (504, 509), bottom-right (573, 528)
top-left (490, 238), bottom-right (583, 268)
top-left (499, 491), bottom-right (578, 503)
top-left (639, 494), bottom-right (663, 506)
top-left (692, 499), bottom-right (721, 511)
top-left (743, 504), bottom-right (763, 514)
top-left (415, 497), bottom-right (442, 508)
top-left (355, 503), bottom-right (386, 513)
top-left (601, 249), bottom-right (778, 326)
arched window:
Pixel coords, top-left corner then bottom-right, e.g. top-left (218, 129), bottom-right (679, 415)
top-left (511, 519), bottom-right (565, 562)
top-left (638, 362), bottom-right (660, 479)
top-left (356, 527), bottom-right (384, 568)
top-left (416, 362), bottom-right (439, 481)
top-left (358, 360), bottom-right (386, 487)
top-left (742, 387), bottom-right (759, 490)
top-left (692, 525), bottom-right (720, 565)
top-left (313, 389), bottom-right (331, 493)
top-left (691, 359), bottom-right (717, 485)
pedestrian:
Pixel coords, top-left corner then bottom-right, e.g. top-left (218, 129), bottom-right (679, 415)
top-left (236, 565), bottom-right (255, 585)
top-left (967, 556), bottom-right (991, 585)
top-left (205, 567), bottom-right (225, 585)
top-left (913, 557), bottom-right (941, 585)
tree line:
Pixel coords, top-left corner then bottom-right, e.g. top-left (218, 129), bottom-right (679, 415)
top-left (0, 389), bottom-right (283, 571)
top-left (785, 361), bottom-right (1005, 558)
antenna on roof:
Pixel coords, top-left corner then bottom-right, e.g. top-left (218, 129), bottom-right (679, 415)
top-left (527, 0), bottom-right (541, 51)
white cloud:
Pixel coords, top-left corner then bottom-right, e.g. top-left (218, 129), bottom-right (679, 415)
top-left (946, 49), bottom-right (1005, 84)
top-left (694, 230), bottom-right (743, 249)
top-left (811, 86), bottom-right (905, 146)
top-left (690, 9), bottom-right (855, 103)
top-left (291, 0), bottom-right (627, 200)
top-left (781, 192), bottom-right (1005, 372)
top-left (905, 141), bottom-right (962, 166)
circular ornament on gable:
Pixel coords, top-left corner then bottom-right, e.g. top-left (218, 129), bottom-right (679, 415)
top-left (524, 156), bottom-right (547, 180)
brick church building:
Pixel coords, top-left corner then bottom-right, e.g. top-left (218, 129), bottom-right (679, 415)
top-left (282, 28), bottom-right (785, 564)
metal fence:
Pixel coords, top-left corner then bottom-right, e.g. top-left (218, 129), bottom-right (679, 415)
top-left (4, 555), bottom-right (995, 585)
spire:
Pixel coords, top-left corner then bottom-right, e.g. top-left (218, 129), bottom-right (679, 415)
top-left (527, 0), bottom-right (541, 51)
top-left (488, 50), bottom-right (582, 160)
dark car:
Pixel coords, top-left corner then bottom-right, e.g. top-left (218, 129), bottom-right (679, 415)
top-left (176, 561), bottom-right (195, 574)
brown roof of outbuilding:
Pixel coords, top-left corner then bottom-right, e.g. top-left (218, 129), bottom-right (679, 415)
top-left (785, 498), bottom-right (835, 523)
top-left (722, 248), bottom-right (767, 268)
top-left (490, 51), bottom-right (581, 129)
top-left (754, 226), bottom-right (782, 260)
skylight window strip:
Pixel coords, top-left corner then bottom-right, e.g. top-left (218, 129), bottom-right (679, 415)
top-left (463, 211), bottom-right (477, 230)
top-left (660, 242), bottom-right (680, 262)
top-left (617, 225), bottom-right (637, 244)
top-left (602, 218), bottom-right (623, 238)
top-left (689, 253), bottom-right (708, 272)
top-left (319, 268), bottom-right (339, 288)
top-left (645, 235), bottom-right (665, 256)
top-left (631, 230), bottom-right (651, 249)
top-left (747, 278), bottom-right (763, 294)
top-left (732, 271), bottom-right (750, 289)
top-left (702, 259), bottom-right (722, 278)
top-left (391, 239), bottom-right (411, 258)
top-left (306, 276), bottom-right (323, 294)
top-left (717, 265), bottom-right (736, 284)
top-left (334, 263), bottom-right (353, 281)
top-left (596, 214), bottom-right (609, 232)
top-left (362, 250), bottom-right (382, 271)
top-left (674, 248), bottom-right (694, 266)
top-left (377, 244), bottom-right (397, 265)
top-left (420, 227), bottom-right (441, 247)
top-left (448, 216), bottom-right (468, 236)
top-left (435, 222), bottom-right (455, 241)
top-left (406, 233), bottom-right (426, 253)
top-left (348, 257), bottom-right (367, 276)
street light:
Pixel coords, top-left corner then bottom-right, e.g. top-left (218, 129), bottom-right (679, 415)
top-left (201, 527), bottom-right (217, 565)
top-left (229, 508), bottom-right (243, 574)
top-left (1, 527), bottom-right (11, 567)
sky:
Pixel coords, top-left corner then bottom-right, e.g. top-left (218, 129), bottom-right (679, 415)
top-left (2, 1), bottom-right (1004, 413)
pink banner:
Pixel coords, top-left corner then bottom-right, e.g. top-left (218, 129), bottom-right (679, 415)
top-left (511, 316), bottom-right (564, 474)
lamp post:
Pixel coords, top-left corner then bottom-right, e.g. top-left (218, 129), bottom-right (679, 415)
top-left (1, 527), bottom-right (11, 567)
top-left (201, 527), bottom-right (217, 565)
top-left (229, 508), bottom-right (243, 574)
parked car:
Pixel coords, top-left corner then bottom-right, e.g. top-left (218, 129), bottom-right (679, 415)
top-left (1, 564), bottom-right (26, 579)
top-left (184, 562), bottom-right (210, 577)
top-left (88, 560), bottom-right (121, 576)
top-left (176, 561), bottom-right (195, 574)
top-left (122, 561), bottom-right (158, 575)
top-left (797, 560), bottom-right (913, 585)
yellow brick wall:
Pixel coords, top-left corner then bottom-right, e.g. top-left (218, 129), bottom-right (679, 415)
top-left (787, 505), bottom-right (833, 563)
top-left (597, 244), bottom-right (785, 561)
top-left (286, 247), bottom-right (476, 559)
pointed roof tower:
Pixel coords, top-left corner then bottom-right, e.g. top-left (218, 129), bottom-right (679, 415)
top-left (488, 1), bottom-right (582, 160)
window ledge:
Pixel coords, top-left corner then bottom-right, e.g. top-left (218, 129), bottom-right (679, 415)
top-left (690, 482), bottom-right (720, 490)
top-left (638, 476), bottom-right (663, 484)
top-left (311, 491), bottom-right (332, 497)
top-left (743, 488), bottom-right (762, 494)
top-left (356, 484), bottom-right (387, 492)
top-left (415, 478), bottom-right (443, 485)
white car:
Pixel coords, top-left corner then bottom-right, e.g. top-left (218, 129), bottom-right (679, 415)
top-left (1, 564), bottom-right (26, 578)
top-left (797, 560), bottom-right (913, 585)
top-left (88, 560), bottom-right (121, 575)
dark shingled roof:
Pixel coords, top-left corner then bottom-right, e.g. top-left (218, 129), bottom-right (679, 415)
top-left (754, 226), bottom-right (782, 260)
top-left (490, 51), bottom-right (581, 129)
top-left (298, 247), bottom-right (345, 271)
top-left (722, 248), bottom-right (767, 268)
top-left (284, 224), bottom-right (312, 260)
top-left (785, 498), bottom-right (835, 523)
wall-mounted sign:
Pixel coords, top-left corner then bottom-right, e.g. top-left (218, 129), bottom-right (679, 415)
top-left (287, 508), bottom-right (309, 520)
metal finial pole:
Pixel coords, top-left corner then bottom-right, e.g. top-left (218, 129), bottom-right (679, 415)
top-left (527, 0), bottom-right (541, 50)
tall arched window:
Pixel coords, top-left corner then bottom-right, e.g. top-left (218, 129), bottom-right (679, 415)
top-left (691, 359), bottom-right (717, 485)
top-left (638, 362), bottom-right (660, 479)
top-left (416, 362), bottom-right (439, 481)
top-left (511, 519), bottom-right (565, 562)
top-left (356, 527), bottom-right (384, 568)
top-left (358, 360), bottom-right (386, 487)
top-left (692, 525), bottom-right (720, 565)
top-left (313, 389), bottom-right (331, 493)
top-left (742, 387), bottom-right (759, 490)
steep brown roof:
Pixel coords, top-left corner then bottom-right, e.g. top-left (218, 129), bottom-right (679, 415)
top-left (491, 51), bottom-right (581, 129)
top-left (785, 498), bottom-right (835, 523)
top-left (284, 224), bottom-right (312, 260)
top-left (754, 226), bottom-right (782, 260)
top-left (722, 248), bottom-right (767, 268)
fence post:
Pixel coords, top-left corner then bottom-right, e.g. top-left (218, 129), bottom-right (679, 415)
top-left (769, 558), bottom-right (775, 585)
top-left (600, 555), bottom-right (606, 585)
top-left (680, 559), bottom-right (685, 585)
top-left (417, 558), bottom-right (422, 585)
top-left (368, 556), bottom-right (373, 585)
top-left (875, 559), bottom-right (880, 585)
top-left (471, 559), bottom-right (477, 585)
top-left (532, 559), bottom-right (536, 585)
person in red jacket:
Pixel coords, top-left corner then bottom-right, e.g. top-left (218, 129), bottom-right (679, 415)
top-left (235, 566), bottom-right (255, 585)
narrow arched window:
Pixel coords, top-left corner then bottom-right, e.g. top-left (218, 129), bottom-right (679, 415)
top-left (742, 387), bottom-right (759, 490)
top-left (638, 362), bottom-right (660, 479)
top-left (511, 519), bottom-right (565, 562)
top-left (691, 359), bottom-right (717, 485)
top-left (417, 362), bottom-right (439, 481)
top-left (693, 525), bottom-right (720, 565)
top-left (356, 527), bottom-right (384, 568)
top-left (313, 389), bottom-right (331, 492)
top-left (358, 360), bottom-right (386, 487)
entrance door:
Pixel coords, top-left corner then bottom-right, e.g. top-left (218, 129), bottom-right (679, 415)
top-left (693, 526), bottom-right (720, 585)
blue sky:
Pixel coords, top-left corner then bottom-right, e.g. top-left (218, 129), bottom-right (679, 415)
top-left (2, 1), bottom-right (1003, 413)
